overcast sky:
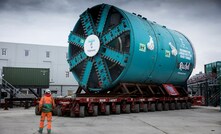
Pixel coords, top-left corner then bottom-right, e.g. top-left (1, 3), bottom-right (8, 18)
top-left (0, 0), bottom-right (220, 76)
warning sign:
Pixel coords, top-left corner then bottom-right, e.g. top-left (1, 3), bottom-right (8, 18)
top-left (165, 50), bottom-right (171, 58)
top-left (139, 43), bottom-right (146, 52)
top-left (163, 84), bottom-right (179, 96)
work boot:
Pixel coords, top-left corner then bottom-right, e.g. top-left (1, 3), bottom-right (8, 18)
top-left (38, 128), bottom-right (43, 134)
top-left (47, 129), bottom-right (51, 134)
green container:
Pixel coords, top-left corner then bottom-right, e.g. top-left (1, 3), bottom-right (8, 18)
top-left (204, 61), bottom-right (221, 75)
top-left (216, 61), bottom-right (221, 77)
top-left (204, 63), bottom-right (212, 74)
top-left (2, 67), bottom-right (49, 88)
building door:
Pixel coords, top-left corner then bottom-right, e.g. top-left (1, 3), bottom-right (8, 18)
top-left (42, 61), bottom-right (54, 83)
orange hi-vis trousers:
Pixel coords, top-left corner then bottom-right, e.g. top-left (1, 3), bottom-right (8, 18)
top-left (39, 112), bottom-right (52, 130)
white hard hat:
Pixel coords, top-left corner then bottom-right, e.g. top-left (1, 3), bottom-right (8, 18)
top-left (45, 89), bottom-right (51, 94)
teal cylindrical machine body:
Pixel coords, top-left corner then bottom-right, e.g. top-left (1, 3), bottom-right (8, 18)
top-left (68, 4), bottom-right (195, 92)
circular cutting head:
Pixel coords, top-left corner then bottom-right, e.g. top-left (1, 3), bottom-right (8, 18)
top-left (68, 4), bottom-right (131, 92)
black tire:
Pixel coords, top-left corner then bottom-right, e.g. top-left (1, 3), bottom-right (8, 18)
top-left (93, 105), bottom-right (98, 116)
top-left (181, 103), bottom-right (187, 109)
top-left (57, 105), bottom-right (62, 116)
top-left (35, 105), bottom-right (41, 115)
top-left (105, 105), bottom-right (110, 115)
top-left (70, 106), bottom-right (76, 117)
top-left (79, 106), bottom-right (85, 117)
top-left (133, 104), bottom-right (140, 113)
top-left (187, 102), bottom-right (192, 109)
top-left (115, 105), bottom-right (121, 114)
top-left (157, 103), bottom-right (163, 111)
top-left (52, 106), bottom-right (58, 116)
top-left (150, 103), bottom-right (156, 112)
top-left (164, 103), bottom-right (169, 111)
top-left (175, 103), bottom-right (181, 110)
top-left (143, 104), bottom-right (148, 112)
top-left (169, 103), bottom-right (175, 110)
top-left (125, 104), bottom-right (131, 113)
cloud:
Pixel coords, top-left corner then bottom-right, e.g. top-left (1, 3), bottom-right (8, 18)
top-left (0, 0), bottom-right (221, 75)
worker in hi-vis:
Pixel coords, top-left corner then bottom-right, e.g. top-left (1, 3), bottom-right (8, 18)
top-left (38, 89), bottom-right (56, 134)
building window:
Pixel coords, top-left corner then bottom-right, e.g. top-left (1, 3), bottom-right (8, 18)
top-left (44, 90), bottom-right (57, 95)
top-left (1, 48), bottom-right (7, 55)
top-left (65, 71), bottom-right (69, 78)
top-left (51, 90), bottom-right (57, 95)
top-left (46, 51), bottom-right (50, 58)
top-left (25, 50), bottom-right (29, 56)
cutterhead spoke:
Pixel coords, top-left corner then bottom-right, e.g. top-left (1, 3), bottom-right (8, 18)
top-left (80, 60), bottom-right (93, 87)
top-left (68, 51), bottom-right (87, 70)
top-left (101, 19), bottom-right (130, 46)
top-left (94, 55), bottom-right (112, 88)
top-left (80, 10), bottom-right (95, 36)
top-left (101, 47), bottom-right (129, 67)
top-left (68, 32), bottom-right (85, 48)
top-left (96, 4), bottom-right (111, 37)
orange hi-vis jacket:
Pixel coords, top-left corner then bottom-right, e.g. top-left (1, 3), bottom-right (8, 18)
top-left (39, 94), bottom-right (56, 113)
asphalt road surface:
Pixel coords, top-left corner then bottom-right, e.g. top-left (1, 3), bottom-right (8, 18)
top-left (0, 106), bottom-right (220, 134)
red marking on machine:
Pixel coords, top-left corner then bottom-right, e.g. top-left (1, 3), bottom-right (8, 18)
top-left (163, 84), bottom-right (180, 96)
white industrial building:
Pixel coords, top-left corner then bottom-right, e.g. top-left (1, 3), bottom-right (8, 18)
top-left (0, 41), bottom-right (78, 96)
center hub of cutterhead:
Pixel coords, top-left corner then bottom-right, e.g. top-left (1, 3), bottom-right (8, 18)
top-left (84, 34), bottom-right (100, 57)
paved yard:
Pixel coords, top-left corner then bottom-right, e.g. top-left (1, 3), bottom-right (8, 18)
top-left (0, 106), bottom-right (220, 134)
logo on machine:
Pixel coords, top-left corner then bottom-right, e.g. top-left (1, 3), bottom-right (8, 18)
top-left (87, 39), bottom-right (96, 52)
top-left (147, 36), bottom-right (154, 51)
top-left (84, 35), bottom-right (100, 57)
top-left (179, 62), bottom-right (191, 71)
top-left (169, 42), bottom-right (177, 56)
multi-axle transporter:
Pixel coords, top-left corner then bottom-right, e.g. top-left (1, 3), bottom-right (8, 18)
top-left (40, 83), bottom-right (195, 117)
